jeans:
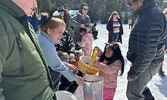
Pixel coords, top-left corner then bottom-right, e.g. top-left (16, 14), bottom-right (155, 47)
top-left (112, 32), bottom-right (120, 42)
top-left (126, 62), bottom-right (162, 100)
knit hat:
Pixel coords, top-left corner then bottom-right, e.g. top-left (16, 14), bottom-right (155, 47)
top-left (57, 5), bottom-right (65, 12)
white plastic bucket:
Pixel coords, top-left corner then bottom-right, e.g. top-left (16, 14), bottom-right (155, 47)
top-left (84, 75), bottom-right (104, 100)
top-left (55, 91), bottom-right (77, 100)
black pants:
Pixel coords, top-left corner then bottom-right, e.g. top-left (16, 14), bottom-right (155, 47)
top-left (49, 68), bottom-right (62, 91)
top-left (92, 31), bottom-right (98, 39)
top-left (129, 24), bottom-right (133, 29)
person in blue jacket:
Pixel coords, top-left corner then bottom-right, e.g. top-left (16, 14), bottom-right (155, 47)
top-left (28, 9), bottom-right (39, 34)
top-left (37, 15), bottom-right (85, 90)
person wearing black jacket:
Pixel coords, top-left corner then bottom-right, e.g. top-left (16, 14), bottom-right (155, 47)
top-left (56, 30), bottom-right (75, 58)
top-left (125, 0), bottom-right (167, 100)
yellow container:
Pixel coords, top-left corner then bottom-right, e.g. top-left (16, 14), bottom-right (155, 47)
top-left (78, 50), bottom-right (99, 75)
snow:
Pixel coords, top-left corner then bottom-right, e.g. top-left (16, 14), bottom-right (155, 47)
top-left (74, 24), bottom-right (167, 100)
top-left (53, 10), bottom-right (79, 16)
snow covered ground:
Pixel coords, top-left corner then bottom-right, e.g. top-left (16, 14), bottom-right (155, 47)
top-left (74, 24), bottom-right (167, 100)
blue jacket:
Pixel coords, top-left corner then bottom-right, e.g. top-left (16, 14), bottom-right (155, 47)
top-left (37, 32), bottom-right (78, 81)
top-left (28, 16), bottom-right (39, 34)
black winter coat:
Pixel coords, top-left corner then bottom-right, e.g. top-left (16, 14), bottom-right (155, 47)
top-left (55, 31), bottom-right (75, 55)
top-left (127, 0), bottom-right (167, 79)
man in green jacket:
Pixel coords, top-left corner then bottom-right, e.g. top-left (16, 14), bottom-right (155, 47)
top-left (0, 0), bottom-right (56, 99)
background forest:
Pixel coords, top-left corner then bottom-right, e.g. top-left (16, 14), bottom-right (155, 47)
top-left (37, 0), bottom-right (167, 24)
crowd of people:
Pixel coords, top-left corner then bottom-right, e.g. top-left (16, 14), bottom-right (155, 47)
top-left (0, 0), bottom-right (167, 100)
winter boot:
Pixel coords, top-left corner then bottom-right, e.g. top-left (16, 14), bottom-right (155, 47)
top-left (158, 65), bottom-right (165, 77)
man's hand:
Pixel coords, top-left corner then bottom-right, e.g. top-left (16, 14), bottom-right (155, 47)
top-left (66, 63), bottom-right (78, 75)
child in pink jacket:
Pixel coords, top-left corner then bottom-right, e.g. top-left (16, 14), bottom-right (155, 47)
top-left (77, 28), bottom-right (94, 56)
top-left (94, 42), bottom-right (124, 100)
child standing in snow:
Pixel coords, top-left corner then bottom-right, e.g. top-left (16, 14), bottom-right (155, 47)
top-left (94, 42), bottom-right (124, 100)
top-left (91, 23), bottom-right (98, 39)
top-left (77, 28), bottom-right (94, 56)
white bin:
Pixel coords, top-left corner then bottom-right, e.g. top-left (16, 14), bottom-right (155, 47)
top-left (55, 91), bottom-right (77, 100)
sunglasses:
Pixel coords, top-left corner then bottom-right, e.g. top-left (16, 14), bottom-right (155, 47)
top-left (83, 8), bottom-right (88, 11)
top-left (113, 14), bottom-right (117, 15)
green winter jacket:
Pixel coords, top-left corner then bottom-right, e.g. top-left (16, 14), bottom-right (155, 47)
top-left (0, 0), bottom-right (56, 100)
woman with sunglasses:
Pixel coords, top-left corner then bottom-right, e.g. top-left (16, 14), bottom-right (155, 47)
top-left (69, 3), bottom-right (91, 50)
top-left (106, 11), bottom-right (124, 43)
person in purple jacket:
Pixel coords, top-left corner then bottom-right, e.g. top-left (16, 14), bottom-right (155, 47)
top-left (106, 11), bottom-right (124, 43)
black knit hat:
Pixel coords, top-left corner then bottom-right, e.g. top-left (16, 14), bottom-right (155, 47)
top-left (57, 4), bottom-right (65, 12)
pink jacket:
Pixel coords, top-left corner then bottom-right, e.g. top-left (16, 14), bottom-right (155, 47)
top-left (78, 33), bottom-right (94, 56)
top-left (95, 59), bottom-right (122, 88)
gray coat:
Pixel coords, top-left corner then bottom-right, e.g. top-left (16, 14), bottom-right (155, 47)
top-left (127, 0), bottom-right (167, 80)
top-left (69, 13), bottom-right (91, 43)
